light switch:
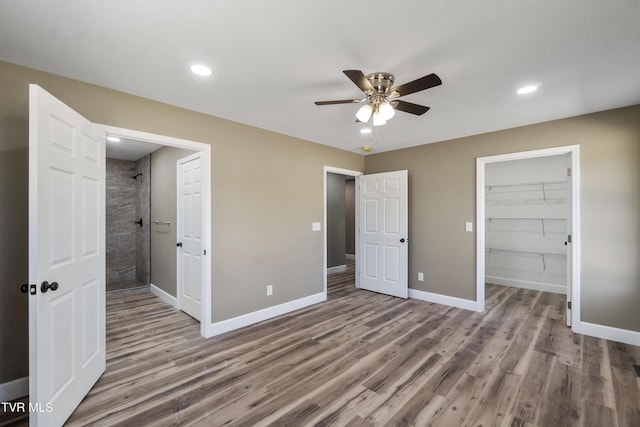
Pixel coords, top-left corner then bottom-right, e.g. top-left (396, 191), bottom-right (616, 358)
top-left (312, 222), bottom-right (321, 231)
top-left (465, 222), bottom-right (473, 232)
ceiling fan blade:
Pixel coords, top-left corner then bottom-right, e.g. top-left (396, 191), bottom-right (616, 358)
top-left (343, 70), bottom-right (375, 93)
top-left (391, 73), bottom-right (442, 97)
top-left (393, 100), bottom-right (431, 115)
top-left (315, 99), bottom-right (362, 105)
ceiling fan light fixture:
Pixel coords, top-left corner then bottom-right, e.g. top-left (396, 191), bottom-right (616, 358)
top-left (378, 101), bottom-right (395, 121)
top-left (372, 112), bottom-right (387, 127)
top-left (356, 103), bottom-right (373, 122)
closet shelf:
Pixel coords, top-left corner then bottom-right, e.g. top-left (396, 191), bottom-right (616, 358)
top-left (486, 248), bottom-right (565, 271)
top-left (487, 217), bottom-right (566, 221)
top-left (486, 180), bottom-right (568, 204)
top-left (487, 217), bottom-right (567, 236)
top-left (486, 248), bottom-right (565, 257)
top-left (485, 180), bottom-right (567, 190)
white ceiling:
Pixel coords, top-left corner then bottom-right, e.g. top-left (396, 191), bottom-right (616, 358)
top-left (1, 1), bottom-right (639, 155)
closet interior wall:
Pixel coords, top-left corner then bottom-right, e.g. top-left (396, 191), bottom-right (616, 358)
top-left (485, 155), bottom-right (569, 294)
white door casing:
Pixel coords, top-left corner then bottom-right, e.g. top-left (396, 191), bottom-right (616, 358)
top-left (29, 85), bottom-right (106, 426)
top-left (177, 153), bottom-right (204, 321)
top-left (358, 170), bottom-right (409, 298)
top-left (476, 145), bottom-right (580, 324)
top-left (565, 153), bottom-right (573, 326)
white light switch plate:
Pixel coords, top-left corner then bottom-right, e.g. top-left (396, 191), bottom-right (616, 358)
top-left (465, 222), bottom-right (473, 232)
top-left (312, 222), bottom-right (321, 231)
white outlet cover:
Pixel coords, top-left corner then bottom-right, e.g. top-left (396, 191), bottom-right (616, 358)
top-left (312, 222), bottom-right (321, 231)
top-left (418, 272), bottom-right (424, 281)
top-left (465, 222), bottom-right (473, 232)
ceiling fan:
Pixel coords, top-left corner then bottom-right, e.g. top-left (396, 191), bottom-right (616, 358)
top-left (315, 70), bottom-right (442, 126)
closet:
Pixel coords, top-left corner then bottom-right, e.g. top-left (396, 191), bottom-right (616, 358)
top-left (485, 155), bottom-right (569, 294)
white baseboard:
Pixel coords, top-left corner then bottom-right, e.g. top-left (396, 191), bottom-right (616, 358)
top-left (204, 292), bottom-right (326, 338)
top-left (150, 283), bottom-right (178, 309)
top-left (327, 264), bottom-right (347, 274)
top-left (486, 276), bottom-right (566, 295)
top-left (0, 376), bottom-right (28, 401)
top-left (345, 254), bottom-right (356, 260)
top-left (409, 288), bottom-right (479, 311)
top-left (575, 321), bottom-right (640, 346)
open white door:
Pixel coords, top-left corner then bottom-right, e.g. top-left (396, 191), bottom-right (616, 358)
top-left (358, 170), bottom-right (408, 298)
top-left (29, 85), bottom-right (106, 426)
top-left (177, 153), bottom-right (204, 321)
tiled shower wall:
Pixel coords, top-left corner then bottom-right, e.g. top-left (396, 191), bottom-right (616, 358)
top-left (106, 156), bottom-right (151, 291)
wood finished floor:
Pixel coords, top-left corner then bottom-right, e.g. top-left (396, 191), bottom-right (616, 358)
top-left (4, 266), bottom-right (639, 426)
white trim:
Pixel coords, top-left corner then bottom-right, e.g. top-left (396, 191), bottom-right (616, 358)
top-left (409, 289), bottom-right (478, 311)
top-left (0, 376), bottom-right (28, 401)
top-left (487, 277), bottom-right (566, 295)
top-left (204, 292), bottom-right (326, 338)
top-left (576, 321), bottom-right (640, 347)
top-left (323, 166), bottom-right (363, 296)
top-left (477, 145), bottom-right (580, 328)
top-left (150, 283), bottom-right (178, 309)
top-left (99, 124), bottom-right (212, 338)
top-left (345, 253), bottom-right (356, 260)
top-left (327, 265), bottom-right (347, 274)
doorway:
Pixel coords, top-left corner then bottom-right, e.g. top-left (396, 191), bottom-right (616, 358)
top-left (102, 125), bottom-right (212, 334)
top-left (476, 145), bottom-right (580, 327)
top-left (324, 167), bottom-right (362, 295)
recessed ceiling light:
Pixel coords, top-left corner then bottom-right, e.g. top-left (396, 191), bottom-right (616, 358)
top-left (361, 145), bottom-right (372, 153)
top-left (107, 136), bottom-right (121, 142)
top-left (517, 84), bottom-right (539, 95)
top-left (360, 128), bottom-right (372, 134)
top-left (190, 64), bottom-right (213, 77)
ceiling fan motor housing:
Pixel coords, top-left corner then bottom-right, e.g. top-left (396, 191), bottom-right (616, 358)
top-left (366, 72), bottom-right (395, 95)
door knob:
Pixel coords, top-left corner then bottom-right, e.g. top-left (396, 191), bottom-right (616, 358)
top-left (41, 281), bottom-right (59, 293)
top-left (20, 284), bottom-right (28, 293)
top-left (176, 242), bottom-right (183, 247)
top-left (400, 238), bottom-right (406, 243)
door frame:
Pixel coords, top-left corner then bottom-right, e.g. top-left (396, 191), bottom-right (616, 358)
top-left (476, 145), bottom-right (580, 328)
top-left (100, 125), bottom-right (212, 336)
top-left (323, 166), bottom-right (362, 296)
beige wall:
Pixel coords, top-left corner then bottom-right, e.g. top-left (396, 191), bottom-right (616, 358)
top-left (365, 105), bottom-right (640, 332)
top-left (0, 116), bottom-right (29, 383)
top-left (150, 146), bottom-right (196, 296)
top-left (0, 60), bottom-right (363, 384)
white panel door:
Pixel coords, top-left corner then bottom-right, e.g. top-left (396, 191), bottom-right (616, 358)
top-left (177, 153), bottom-right (204, 321)
top-left (28, 85), bottom-right (105, 426)
top-left (359, 170), bottom-right (408, 298)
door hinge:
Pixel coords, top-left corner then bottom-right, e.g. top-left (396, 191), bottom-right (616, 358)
top-left (203, 249), bottom-right (206, 255)
top-left (567, 234), bottom-right (572, 243)
top-left (567, 167), bottom-right (572, 177)
top-left (568, 301), bottom-right (572, 310)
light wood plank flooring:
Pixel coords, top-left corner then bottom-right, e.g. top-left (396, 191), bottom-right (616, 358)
top-left (4, 266), bottom-right (640, 426)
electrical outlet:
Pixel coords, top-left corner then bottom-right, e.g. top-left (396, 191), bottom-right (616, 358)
top-left (267, 285), bottom-right (273, 296)
top-left (465, 222), bottom-right (473, 232)
top-left (418, 272), bottom-right (424, 281)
